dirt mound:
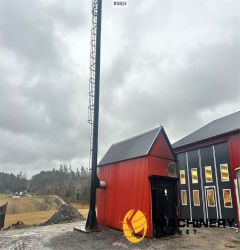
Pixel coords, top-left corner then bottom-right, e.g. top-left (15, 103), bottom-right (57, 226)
top-left (42, 204), bottom-right (85, 226)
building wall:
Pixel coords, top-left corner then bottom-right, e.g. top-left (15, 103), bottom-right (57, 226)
top-left (228, 133), bottom-right (240, 179)
top-left (188, 149), bottom-right (204, 220)
top-left (177, 140), bottom-right (238, 227)
top-left (97, 156), bottom-right (176, 237)
top-left (97, 157), bottom-right (153, 237)
top-left (177, 152), bottom-right (191, 219)
top-left (228, 133), bottom-right (240, 227)
top-left (149, 132), bottom-right (175, 160)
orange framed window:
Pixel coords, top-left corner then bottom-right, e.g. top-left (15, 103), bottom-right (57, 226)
top-left (220, 164), bottom-right (230, 182)
top-left (181, 190), bottom-right (187, 205)
top-left (191, 168), bottom-right (198, 184)
top-left (205, 166), bottom-right (213, 183)
top-left (193, 190), bottom-right (200, 206)
top-left (223, 189), bottom-right (233, 208)
top-left (180, 170), bottom-right (186, 185)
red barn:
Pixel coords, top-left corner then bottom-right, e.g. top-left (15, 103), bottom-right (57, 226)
top-left (97, 126), bottom-right (178, 238)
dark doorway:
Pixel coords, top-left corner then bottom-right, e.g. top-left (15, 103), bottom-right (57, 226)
top-left (150, 176), bottom-right (178, 237)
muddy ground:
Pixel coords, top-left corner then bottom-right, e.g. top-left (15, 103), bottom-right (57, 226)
top-left (0, 221), bottom-right (240, 250)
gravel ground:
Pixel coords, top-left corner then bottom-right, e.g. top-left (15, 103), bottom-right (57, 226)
top-left (0, 221), bottom-right (240, 250)
top-left (41, 204), bottom-right (85, 226)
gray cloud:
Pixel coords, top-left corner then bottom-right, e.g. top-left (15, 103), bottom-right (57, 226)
top-left (0, 0), bottom-right (239, 176)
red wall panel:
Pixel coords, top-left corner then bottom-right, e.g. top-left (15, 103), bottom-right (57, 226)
top-left (228, 133), bottom-right (240, 179)
top-left (150, 133), bottom-right (175, 160)
top-left (97, 157), bottom-right (153, 237)
top-left (228, 133), bottom-right (240, 227)
top-left (97, 156), bottom-right (174, 237)
top-left (148, 156), bottom-right (173, 177)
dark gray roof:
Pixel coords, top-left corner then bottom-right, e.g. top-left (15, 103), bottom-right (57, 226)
top-left (173, 111), bottom-right (240, 149)
top-left (98, 126), bottom-right (162, 166)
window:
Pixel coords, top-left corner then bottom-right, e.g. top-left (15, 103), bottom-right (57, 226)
top-left (191, 168), bottom-right (198, 184)
top-left (180, 170), bottom-right (186, 185)
top-left (207, 188), bottom-right (215, 207)
top-left (205, 166), bottom-right (213, 183)
top-left (181, 190), bottom-right (187, 205)
top-left (220, 164), bottom-right (229, 182)
top-left (223, 189), bottom-right (233, 208)
top-left (193, 190), bottom-right (200, 206)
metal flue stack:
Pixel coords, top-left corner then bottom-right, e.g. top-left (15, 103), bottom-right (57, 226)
top-left (85, 0), bottom-right (102, 231)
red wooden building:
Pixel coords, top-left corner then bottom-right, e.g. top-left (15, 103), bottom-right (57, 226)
top-left (97, 126), bottom-right (178, 237)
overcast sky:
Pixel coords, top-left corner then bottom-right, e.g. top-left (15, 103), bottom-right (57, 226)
top-left (0, 0), bottom-right (239, 177)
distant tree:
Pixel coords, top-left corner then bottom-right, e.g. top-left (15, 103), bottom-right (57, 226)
top-left (0, 172), bottom-right (28, 193)
top-left (28, 164), bottom-right (91, 203)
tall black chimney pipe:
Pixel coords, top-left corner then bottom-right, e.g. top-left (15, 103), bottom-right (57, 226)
top-left (85, 0), bottom-right (102, 231)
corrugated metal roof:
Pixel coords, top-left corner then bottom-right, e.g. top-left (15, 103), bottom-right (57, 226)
top-left (172, 111), bottom-right (240, 149)
top-left (98, 126), bottom-right (162, 166)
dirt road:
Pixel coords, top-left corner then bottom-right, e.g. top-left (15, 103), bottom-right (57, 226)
top-left (0, 221), bottom-right (240, 249)
top-left (53, 195), bottom-right (66, 205)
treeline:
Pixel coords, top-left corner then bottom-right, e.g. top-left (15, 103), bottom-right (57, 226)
top-left (0, 165), bottom-right (91, 203)
top-left (0, 171), bottom-right (28, 193)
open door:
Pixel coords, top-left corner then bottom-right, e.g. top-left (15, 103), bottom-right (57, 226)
top-left (150, 176), bottom-right (178, 237)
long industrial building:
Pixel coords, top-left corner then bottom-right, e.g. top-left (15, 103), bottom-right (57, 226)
top-left (173, 111), bottom-right (240, 228)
